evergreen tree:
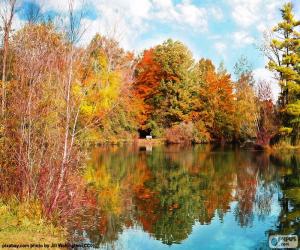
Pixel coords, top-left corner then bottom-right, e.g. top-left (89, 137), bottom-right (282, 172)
top-left (268, 2), bottom-right (300, 144)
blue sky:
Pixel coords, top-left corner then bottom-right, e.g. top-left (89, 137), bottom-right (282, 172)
top-left (16, 0), bottom-right (300, 98)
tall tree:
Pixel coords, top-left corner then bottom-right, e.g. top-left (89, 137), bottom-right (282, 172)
top-left (256, 80), bottom-right (277, 145)
top-left (148, 39), bottom-right (194, 129)
top-left (268, 2), bottom-right (300, 144)
top-left (48, 0), bottom-right (87, 214)
top-left (133, 48), bottom-right (162, 127)
top-left (191, 59), bottom-right (235, 142)
top-left (8, 23), bottom-right (66, 201)
top-left (133, 39), bottom-right (195, 135)
top-left (232, 56), bottom-right (259, 142)
top-left (0, 0), bottom-right (17, 115)
top-left (78, 34), bottom-right (140, 141)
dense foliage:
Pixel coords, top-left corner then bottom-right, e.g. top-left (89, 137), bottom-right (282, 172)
top-left (266, 2), bottom-right (300, 145)
top-left (134, 41), bottom-right (260, 143)
top-left (0, 0), bottom-right (298, 229)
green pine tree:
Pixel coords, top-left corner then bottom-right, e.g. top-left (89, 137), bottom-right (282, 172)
top-left (268, 2), bottom-right (300, 145)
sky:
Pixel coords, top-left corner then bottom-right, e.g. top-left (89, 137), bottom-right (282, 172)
top-left (13, 0), bottom-right (300, 99)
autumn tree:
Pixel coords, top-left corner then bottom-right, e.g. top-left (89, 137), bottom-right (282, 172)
top-left (48, 0), bottom-right (88, 214)
top-left (1, 1), bottom-right (91, 216)
top-left (256, 80), bottom-right (277, 145)
top-left (191, 59), bottom-right (235, 142)
top-left (0, 0), bottom-right (17, 115)
top-left (233, 57), bottom-right (258, 142)
top-left (134, 39), bottom-right (195, 137)
top-left (151, 40), bottom-right (195, 129)
top-left (78, 34), bottom-right (140, 142)
top-left (234, 75), bottom-right (258, 141)
top-left (5, 23), bottom-right (67, 200)
top-left (134, 48), bottom-right (162, 128)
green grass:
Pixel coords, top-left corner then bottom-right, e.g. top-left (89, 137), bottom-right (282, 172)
top-left (0, 198), bottom-right (66, 247)
top-left (271, 141), bottom-right (300, 152)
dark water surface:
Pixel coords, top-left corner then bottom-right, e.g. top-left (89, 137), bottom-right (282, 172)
top-left (68, 145), bottom-right (300, 250)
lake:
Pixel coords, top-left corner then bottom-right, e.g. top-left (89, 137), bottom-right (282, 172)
top-left (67, 144), bottom-right (300, 250)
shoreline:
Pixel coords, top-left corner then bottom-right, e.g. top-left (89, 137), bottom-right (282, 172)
top-left (92, 138), bottom-right (300, 152)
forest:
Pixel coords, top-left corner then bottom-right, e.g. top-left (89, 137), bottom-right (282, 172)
top-left (0, 0), bottom-right (299, 246)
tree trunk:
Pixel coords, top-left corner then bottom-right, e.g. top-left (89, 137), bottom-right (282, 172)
top-left (1, 32), bottom-right (8, 115)
top-left (47, 51), bottom-right (74, 215)
top-left (1, 0), bottom-right (16, 116)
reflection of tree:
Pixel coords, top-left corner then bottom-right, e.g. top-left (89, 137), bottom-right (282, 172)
top-left (69, 146), bottom-right (146, 247)
top-left (69, 145), bottom-right (281, 247)
top-left (134, 145), bottom-right (237, 245)
top-left (233, 151), bottom-right (279, 227)
top-left (234, 152), bottom-right (258, 227)
top-left (145, 158), bottom-right (198, 244)
top-left (269, 154), bottom-right (300, 236)
top-left (71, 211), bottom-right (125, 248)
top-left (255, 182), bottom-right (276, 221)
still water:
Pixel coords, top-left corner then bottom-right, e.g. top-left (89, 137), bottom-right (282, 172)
top-left (69, 145), bottom-right (300, 250)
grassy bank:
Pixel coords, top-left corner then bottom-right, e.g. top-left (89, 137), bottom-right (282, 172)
top-left (135, 138), bottom-right (165, 146)
top-left (271, 141), bottom-right (300, 153)
top-left (0, 199), bottom-right (66, 247)
top-left (91, 138), bottom-right (166, 146)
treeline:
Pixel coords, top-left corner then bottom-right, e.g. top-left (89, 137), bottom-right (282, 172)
top-left (133, 3), bottom-right (300, 146)
top-left (134, 40), bottom-right (273, 144)
top-left (0, 0), bottom-right (298, 216)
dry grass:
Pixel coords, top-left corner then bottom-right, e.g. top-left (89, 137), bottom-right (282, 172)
top-left (0, 199), bottom-right (67, 248)
top-left (271, 141), bottom-right (300, 152)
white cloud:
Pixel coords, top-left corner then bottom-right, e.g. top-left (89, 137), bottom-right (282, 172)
top-left (70, 0), bottom-right (153, 49)
top-left (152, 0), bottom-right (172, 9)
top-left (135, 34), bottom-right (201, 59)
top-left (152, 0), bottom-right (208, 32)
top-left (40, 0), bottom-right (84, 13)
top-left (32, 0), bottom-right (211, 49)
top-left (230, 0), bottom-right (260, 27)
top-left (175, 2), bottom-right (207, 31)
top-left (227, 0), bottom-right (283, 30)
top-left (214, 42), bottom-right (226, 56)
top-left (257, 23), bottom-right (267, 33)
top-left (233, 31), bottom-right (255, 47)
top-left (210, 7), bottom-right (223, 21)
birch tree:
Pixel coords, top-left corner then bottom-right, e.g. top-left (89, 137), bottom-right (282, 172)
top-left (0, 0), bottom-right (17, 115)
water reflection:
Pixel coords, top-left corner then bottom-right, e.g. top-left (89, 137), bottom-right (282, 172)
top-left (269, 153), bottom-right (300, 237)
top-left (68, 145), bottom-right (300, 249)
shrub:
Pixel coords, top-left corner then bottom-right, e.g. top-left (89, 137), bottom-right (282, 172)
top-left (193, 121), bottom-right (211, 143)
top-left (147, 120), bottom-right (165, 138)
top-left (165, 122), bottom-right (194, 144)
top-left (165, 122), bottom-right (210, 144)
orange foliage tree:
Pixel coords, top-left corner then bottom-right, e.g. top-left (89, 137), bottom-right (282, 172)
top-left (133, 48), bottom-right (162, 128)
top-left (191, 59), bottom-right (235, 142)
